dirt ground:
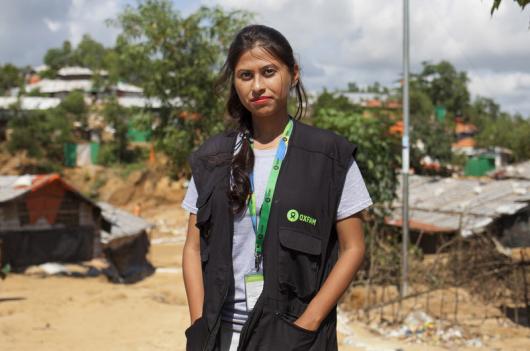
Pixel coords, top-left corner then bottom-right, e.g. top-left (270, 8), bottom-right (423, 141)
top-left (1, 160), bottom-right (530, 350)
top-left (2, 204), bottom-right (530, 351)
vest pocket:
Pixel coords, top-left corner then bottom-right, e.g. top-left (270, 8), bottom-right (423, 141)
top-left (184, 316), bottom-right (208, 351)
top-left (271, 312), bottom-right (317, 350)
top-left (278, 227), bottom-right (322, 299)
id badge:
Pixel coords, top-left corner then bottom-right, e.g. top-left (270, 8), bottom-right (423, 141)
top-left (244, 272), bottom-right (264, 311)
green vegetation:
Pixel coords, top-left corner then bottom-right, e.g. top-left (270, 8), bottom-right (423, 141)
top-left (491, 0), bottom-right (530, 14)
top-left (108, 0), bottom-right (252, 176)
top-left (313, 108), bottom-right (400, 213)
top-left (7, 103), bottom-right (74, 162)
top-left (44, 35), bottom-right (114, 74)
top-left (0, 64), bottom-right (24, 95)
top-left (99, 97), bottom-right (129, 164)
top-left (415, 60), bottom-right (470, 116)
top-left (0, 0), bottom-right (528, 205)
top-left (312, 90), bottom-right (362, 115)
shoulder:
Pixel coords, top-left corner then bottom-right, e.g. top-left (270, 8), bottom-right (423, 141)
top-left (193, 130), bottom-right (237, 158)
top-left (291, 120), bottom-right (357, 166)
top-left (189, 130), bottom-right (237, 178)
top-left (189, 130), bottom-right (237, 195)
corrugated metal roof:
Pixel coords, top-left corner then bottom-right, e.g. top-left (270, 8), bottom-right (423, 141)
top-left (115, 82), bottom-right (143, 94)
top-left (26, 79), bottom-right (94, 94)
top-left (58, 66), bottom-right (94, 76)
top-left (0, 175), bottom-right (29, 203)
top-left (57, 67), bottom-right (107, 77)
top-left (98, 202), bottom-right (153, 244)
top-left (0, 174), bottom-right (95, 206)
top-left (339, 92), bottom-right (384, 103)
top-left (0, 96), bottom-right (61, 110)
top-left (492, 161), bottom-right (530, 181)
top-left (389, 175), bottom-right (530, 236)
top-left (117, 96), bottom-right (181, 108)
top-left (1, 175), bottom-right (148, 241)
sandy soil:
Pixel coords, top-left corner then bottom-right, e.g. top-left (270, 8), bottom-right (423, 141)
top-left (3, 213), bottom-right (530, 351)
top-left (1, 162), bottom-right (530, 350)
top-left (1, 241), bottom-right (443, 351)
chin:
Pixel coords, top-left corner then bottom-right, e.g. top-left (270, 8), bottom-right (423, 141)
top-left (250, 107), bottom-right (280, 119)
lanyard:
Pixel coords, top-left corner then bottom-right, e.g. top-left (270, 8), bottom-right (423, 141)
top-left (249, 118), bottom-right (293, 271)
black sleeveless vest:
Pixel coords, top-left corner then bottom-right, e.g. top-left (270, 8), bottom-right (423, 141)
top-left (185, 119), bottom-right (357, 351)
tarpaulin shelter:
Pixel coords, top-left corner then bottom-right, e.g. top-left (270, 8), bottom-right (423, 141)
top-left (0, 174), bottom-right (102, 269)
top-left (98, 202), bottom-right (155, 284)
top-left (64, 142), bottom-right (100, 167)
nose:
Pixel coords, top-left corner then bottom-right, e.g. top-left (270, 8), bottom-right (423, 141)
top-left (251, 75), bottom-right (265, 97)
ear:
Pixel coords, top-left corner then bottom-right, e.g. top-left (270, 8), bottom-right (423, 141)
top-left (291, 64), bottom-right (300, 87)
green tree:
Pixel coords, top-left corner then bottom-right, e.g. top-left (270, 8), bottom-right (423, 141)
top-left (44, 40), bottom-right (74, 72)
top-left (491, 0), bottom-right (530, 13)
top-left (0, 64), bottom-right (23, 95)
top-left (312, 90), bottom-right (361, 116)
top-left (7, 106), bottom-right (73, 162)
top-left (108, 0), bottom-right (252, 176)
top-left (72, 34), bottom-right (108, 69)
top-left (366, 81), bottom-right (389, 94)
top-left (44, 36), bottom-right (112, 72)
top-left (407, 86), bottom-right (454, 174)
top-left (313, 108), bottom-right (400, 216)
top-left (100, 98), bottom-right (130, 164)
top-left (476, 112), bottom-right (530, 161)
top-left (347, 82), bottom-right (360, 92)
top-left (58, 91), bottom-right (88, 127)
top-left (416, 60), bottom-right (470, 116)
top-left (465, 96), bottom-right (501, 130)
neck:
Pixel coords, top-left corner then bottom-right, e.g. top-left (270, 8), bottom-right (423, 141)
top-left (251, 113), bottom-right (289, 144)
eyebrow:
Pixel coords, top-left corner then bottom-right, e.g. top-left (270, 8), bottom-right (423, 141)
top-left (236, 64), bottom-right (279, 75)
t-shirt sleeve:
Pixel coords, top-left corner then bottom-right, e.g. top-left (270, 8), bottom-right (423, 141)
top-left (336, 158), bottom-right (373, 220)
top-left (181, 176), bottom-right (198, 214)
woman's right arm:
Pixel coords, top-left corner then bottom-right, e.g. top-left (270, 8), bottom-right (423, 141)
top-left (182, 213), bottom-right (204, 324)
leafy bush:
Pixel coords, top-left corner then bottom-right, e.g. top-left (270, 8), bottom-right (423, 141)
top-left (7, 108), bottom-right (74, 163)
top-left (313, 108), bottom-right (400, 216)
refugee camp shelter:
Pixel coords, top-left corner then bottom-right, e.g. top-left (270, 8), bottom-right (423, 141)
top-left (387, 172), bottom-right (530, 253)
top-left (491, 160), bottom-right (530, 181)
top-left (98, 202), bottom-right (155, 284)
top-left (0, 174), bottom-right (102, 269)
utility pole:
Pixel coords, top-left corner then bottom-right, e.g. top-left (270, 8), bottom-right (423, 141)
top-left (401, 0), bottom-right (410, 298)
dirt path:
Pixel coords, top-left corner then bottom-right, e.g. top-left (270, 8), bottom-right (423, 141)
top-left (2, 237), bottom-right (530, 350)
top-left (1, 185), bottom-right (530, 350)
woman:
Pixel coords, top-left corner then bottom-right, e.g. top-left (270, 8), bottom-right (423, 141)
top-left (182, 24), bottom-right (371, 351)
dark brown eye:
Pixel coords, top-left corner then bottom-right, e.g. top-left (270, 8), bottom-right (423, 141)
top-left (263, 68), bottom-right (276, 77)
top-left (239, 71), bottom-right (252, 80)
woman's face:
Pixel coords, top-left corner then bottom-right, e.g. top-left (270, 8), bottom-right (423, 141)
top-left (233, 46), bottom-right (298, 120)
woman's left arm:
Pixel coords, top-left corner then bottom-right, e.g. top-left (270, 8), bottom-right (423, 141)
top-left (294, 212), bottom-right (366, 331)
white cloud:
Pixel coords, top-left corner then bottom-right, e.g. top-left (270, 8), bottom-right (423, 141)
top-left (43, 18), bottom-right (62, 32)
top-left (469, 70), bottom-right (530, 115)
top-left (206, 0), bottom-right (530, 116)
top-left (1, 0), bottom-right (529, 115)
top-left (0, 0), bottom-right (122, 66)
top-left (66, 0), bottom-right (121, 46)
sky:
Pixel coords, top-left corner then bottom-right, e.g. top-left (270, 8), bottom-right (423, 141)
top-left (1, 0), bottom-right (529, 116)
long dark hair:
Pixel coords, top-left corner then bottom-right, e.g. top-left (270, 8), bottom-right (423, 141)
top-left (217, 24), bottom-right (307, 215)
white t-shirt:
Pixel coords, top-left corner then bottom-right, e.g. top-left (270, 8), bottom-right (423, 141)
top-left (182, 144), bottom-right (372, 332)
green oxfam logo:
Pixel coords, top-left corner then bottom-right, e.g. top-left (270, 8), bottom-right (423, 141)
top-left (286, 209), bottom-right (317, 226)
top-left (287, 209), bottom-right (299, 222)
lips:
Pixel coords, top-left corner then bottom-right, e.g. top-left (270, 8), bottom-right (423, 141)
top-left (251, 96), bottom-right (272, 104)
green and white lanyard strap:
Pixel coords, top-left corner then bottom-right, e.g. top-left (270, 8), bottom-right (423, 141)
top-left (249, 118), bottom-right (293, 271)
